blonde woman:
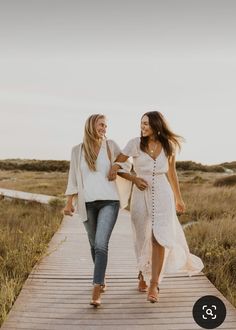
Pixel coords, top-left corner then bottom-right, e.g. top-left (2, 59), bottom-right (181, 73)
top-left (64, 114), bottom-right (130, 307)
top-left (109, 111), bottom-right (204, 303)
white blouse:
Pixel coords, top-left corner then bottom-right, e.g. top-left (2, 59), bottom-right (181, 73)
top-left (80, 140), bottom-right (120, 202)
top-left (65, 139), bottom-right (132, 222)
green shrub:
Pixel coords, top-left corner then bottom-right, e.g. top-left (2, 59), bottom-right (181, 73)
top-left (48, 197), bottom-right (66, 208)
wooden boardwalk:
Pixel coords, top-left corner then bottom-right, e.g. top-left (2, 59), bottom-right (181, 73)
top-left (0, 188), bottom-right (55, 204)
top-left (1, 209), bottom-right (236, 329)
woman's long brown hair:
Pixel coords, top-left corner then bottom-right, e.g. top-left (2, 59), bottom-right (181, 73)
top-left (140, 111), bottom-right (183, 157)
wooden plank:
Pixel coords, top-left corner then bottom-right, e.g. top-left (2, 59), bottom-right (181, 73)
top-left (2, 318), bottom-right (236, 327)
top-left (10, 305), bottom-right (236, 313)
top-left (1, 209), bottom-right (236, 330)
top-left (21, 281), bottom-right (215, 288)
top-left (9, 307), bottom-right (236, 317)
top-left (0, 188), bottom-right (55, 204)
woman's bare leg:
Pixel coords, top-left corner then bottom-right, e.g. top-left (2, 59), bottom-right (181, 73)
top-left (151, 233), bottom-right (165, 283)
top-left (147, 233), bottom-right (165, 302)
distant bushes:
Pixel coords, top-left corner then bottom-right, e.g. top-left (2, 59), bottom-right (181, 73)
top-left (220, 161), bottom-right (236, 171)
top-left (0, 160), bottom-right (69, 172)
top-left (213, 175), bottom-right (236, 187)
top-left (176, 161), bottom-right (225, 172)
top-left (0, 159), bottom-right (235, 173)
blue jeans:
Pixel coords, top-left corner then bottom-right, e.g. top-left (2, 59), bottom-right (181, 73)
top-left (84, 200), bottom-right (120, 285)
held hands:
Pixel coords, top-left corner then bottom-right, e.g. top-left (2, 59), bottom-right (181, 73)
top-left (176, 199), bottom-right (186, 214)
top-left (133, 177), bottom-right (148, 191)
top-left (63, 204), bottom-right (75, 216)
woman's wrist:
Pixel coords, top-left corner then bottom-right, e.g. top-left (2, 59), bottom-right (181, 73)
top-left (131, 175), bottom-right (137, 184)
top-left (66, 194), bottom-right (76, 207)
top-left (176, 196), bottom-right (183, 203)
top-left (112, 163), bottom-right (122, 171)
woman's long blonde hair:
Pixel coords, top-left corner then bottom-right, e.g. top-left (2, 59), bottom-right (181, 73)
top-left (83, 114), bottom-right (106, 171)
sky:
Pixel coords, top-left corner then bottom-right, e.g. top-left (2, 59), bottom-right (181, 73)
top-left (0, 0), bottom-right (235, 164)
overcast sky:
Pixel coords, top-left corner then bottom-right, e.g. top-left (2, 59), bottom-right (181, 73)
top-left (0, 0), bottom-right (235, 164)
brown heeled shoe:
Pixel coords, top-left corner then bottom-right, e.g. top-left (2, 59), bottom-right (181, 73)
top-left (147, 280), bottom-right (160, 303)
top-left (138, 271), bottom-right (148, 292)
top-left (90, 284), bottom-right (101, 307)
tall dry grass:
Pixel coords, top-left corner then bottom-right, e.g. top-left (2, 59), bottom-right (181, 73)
top-left (179, 175), bottom-right (236, 307)
top-left (185, 216), bottom-right (236, 307)
top-left (180, 184), bottom-right (236, 223)
top-left (0, 170), bottom-right (67, 196)
top-left (0, 199), bottom-right (63, 326)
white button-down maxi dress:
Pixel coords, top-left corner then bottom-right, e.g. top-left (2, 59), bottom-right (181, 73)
top-left (123, 137), bottom-right (204, 283)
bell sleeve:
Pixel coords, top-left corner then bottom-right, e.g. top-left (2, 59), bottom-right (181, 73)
top-left (65, 146), bottom-right (78, 196)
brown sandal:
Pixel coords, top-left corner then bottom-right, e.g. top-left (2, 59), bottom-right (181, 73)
top-left (147, 280), bottom-right (160, 303)
top-left (138, 271), bottom-right (148, 292)
top-left (90, 284), bottom-right (101, 307)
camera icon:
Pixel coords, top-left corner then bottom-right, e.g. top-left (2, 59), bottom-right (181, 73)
top-left (192, 295), bottom-right (226, 329)
top-left (202, 304), bottom-right (217, 320)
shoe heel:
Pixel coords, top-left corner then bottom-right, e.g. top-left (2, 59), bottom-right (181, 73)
top-left (138, 271), bottom-right (148, 292)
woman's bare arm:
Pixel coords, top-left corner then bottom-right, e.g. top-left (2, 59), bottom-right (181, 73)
top-left (167, 155), bottom-right (186, 213)
top-left (108, 153), bottom-right (148, 191)
top-left (107, 153), bottom-right (129, 180)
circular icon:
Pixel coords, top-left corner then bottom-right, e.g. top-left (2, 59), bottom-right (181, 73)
top-left (192, 295), bottom-right (226, 329)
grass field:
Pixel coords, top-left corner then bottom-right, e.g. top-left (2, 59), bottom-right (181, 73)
top-left (180, 174), bottom-right (236, 306)
top-left (0, 170), bottom-right (67, 196)
top-left (0, 199), bottom-right (63, 326)
top-left (0, 167), bottom-right (235, 326)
